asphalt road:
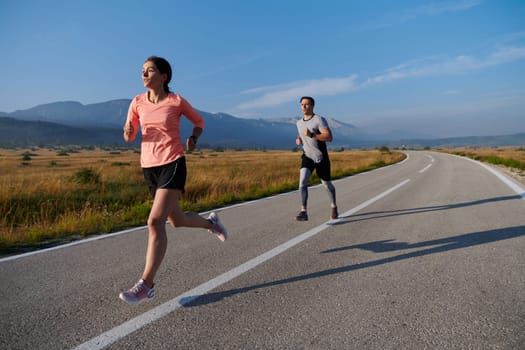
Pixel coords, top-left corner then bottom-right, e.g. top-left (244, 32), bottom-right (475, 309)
top-left (1, 151), bottom-right (524, 350)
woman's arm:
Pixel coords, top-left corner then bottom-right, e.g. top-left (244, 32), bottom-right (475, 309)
top-left (186, 126), bottom-right (203, 151)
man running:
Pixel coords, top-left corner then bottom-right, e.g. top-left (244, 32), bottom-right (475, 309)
top-left (295, 96), bottom-right (338, 221)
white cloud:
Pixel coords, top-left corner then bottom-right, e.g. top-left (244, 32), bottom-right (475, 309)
top-left (358, 0), bottom-right (481, 31)
top-left (409, 0), bottom-right (482, 17)
top-left (486, 46), bottom-right (525, 66)
top-left (364, 44), bottom-right (525, 87)
top-left (235, 75), bottom-right (357, 110)
top-left (235, 40), bottom-right (525, 112)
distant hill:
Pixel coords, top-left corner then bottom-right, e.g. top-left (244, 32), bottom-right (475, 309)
top-left (0, 100), bottom-right (367, 149)
top-left (7, 100), bottom-right (131, 127)
top-left (1, 100), bottom-right (524, 148)
top-left (0, 117), bottom-right (129, 148)
top-left (383, 133), bottom-right (525, 149)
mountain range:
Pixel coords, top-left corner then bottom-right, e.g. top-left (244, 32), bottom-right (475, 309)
top-left (1, 100), bottom-right (524, 149)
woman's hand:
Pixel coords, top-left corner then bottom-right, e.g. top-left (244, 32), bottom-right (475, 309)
top-left (123, 121), bottom-right (134, 142)
top-left (186, 136), bottom-right (197, 152)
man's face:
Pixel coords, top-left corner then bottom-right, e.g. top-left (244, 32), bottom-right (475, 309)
top-left (300, 99), bottom-right (314, 114)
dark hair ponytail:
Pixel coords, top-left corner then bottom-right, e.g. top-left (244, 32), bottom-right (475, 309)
top-left (146, 56), bottom-right (172, 93)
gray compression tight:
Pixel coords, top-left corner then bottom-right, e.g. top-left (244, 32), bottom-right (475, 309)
top-left (299, 168), bottom-right (337, 209)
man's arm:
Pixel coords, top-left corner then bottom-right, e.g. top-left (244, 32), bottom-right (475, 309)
top-left (308, 127), bottom-right (333, 142)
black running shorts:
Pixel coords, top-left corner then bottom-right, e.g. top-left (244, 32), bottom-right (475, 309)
top-left (300, 153), bottom-right (331, 181)
top-left (143, 157), bottom-right (187, 197)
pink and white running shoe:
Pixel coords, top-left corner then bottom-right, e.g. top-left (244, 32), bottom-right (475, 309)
top-left (119, 279), bottom-right (155, 304)
top-left (207, 212), bottom-right (228, 242)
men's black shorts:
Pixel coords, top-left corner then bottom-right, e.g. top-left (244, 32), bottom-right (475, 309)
top-left (300, 153), bottom-right (331, 181)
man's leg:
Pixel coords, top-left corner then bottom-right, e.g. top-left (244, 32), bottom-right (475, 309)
top-left (321, 179), bottom-right (337, 208)
top-left (318, 159), bottom-right (338, 219)
top-left (299, 167), bottom-right (311, 210)
top-left (295, 167), bottom-right (311, 221)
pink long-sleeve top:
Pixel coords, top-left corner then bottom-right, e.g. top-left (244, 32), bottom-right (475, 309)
top-left (126, 92), bottom-right (204, 168)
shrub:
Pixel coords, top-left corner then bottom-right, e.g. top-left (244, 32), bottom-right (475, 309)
top-left (72, 168), bottom-right (101, 185)
top-left (123, 202), bottom-right (151, 223)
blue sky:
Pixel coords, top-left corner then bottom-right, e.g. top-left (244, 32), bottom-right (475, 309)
top-left (1, 0), bottom-right (524, 138)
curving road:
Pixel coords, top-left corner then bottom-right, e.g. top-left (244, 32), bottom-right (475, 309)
top-left (1, 151), bottom-right (524, 349)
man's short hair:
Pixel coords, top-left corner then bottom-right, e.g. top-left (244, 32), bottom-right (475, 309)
top-left (300, 96), bottom-right (315, 106)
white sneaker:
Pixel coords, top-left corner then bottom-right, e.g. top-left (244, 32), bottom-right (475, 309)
top-left (207, 212), bottom-right (227, 242)
top-left (119, 279), bottom-right (155, 304)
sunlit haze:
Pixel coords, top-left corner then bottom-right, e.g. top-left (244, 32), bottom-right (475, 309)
top-left (1, 0), bottom-right (524, 138)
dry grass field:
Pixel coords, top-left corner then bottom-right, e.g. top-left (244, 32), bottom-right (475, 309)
top-left (0, 147), bottom-right (404, 254)
top-left (440, 147), bottom-right (525, 185)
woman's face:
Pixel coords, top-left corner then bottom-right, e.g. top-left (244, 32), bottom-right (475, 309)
top-left (142, 61), bottom-right (166, 90)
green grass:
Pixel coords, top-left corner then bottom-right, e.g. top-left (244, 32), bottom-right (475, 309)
top-left (452, 152), bottom-right (525, 170)
top-left (474, 155), bottom-right (525, 170)
top-left (0, 148), bottom-right (406, 255)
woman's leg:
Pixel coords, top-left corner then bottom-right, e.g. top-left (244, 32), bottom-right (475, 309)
top-left (166, 193), bottom-right (213, 229)
top-left (166, 193), bottom-right (227, 241)
top-left (141, 188), bottom-right (180, 287)
top-left (141, 187), bottom-right (227, 287)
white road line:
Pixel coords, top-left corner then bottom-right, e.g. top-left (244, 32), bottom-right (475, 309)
top-left (0, 226), bottom-right (148, 263)
top-left (1, 158), bottom-right (404, 264)
top-left (72, 179), bottom-right (411, 350)
top-left (0, 191), bottom-right (304, 264)
top-left (419, 164), bottom-right (432, 173)
top-left (419, 155), bottom-right (434, 173)
top-left (463, 156), bottom-right (525, 199)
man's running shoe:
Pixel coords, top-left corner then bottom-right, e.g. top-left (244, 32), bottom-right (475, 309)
top-left (295, 211), bottom-right (308, 221)
top-left (119, 279), bottom-right (155, 304)
top-left (331, 206), bottom-right (339, 220)
top-left (208, 212), bottom-right (227, 241)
